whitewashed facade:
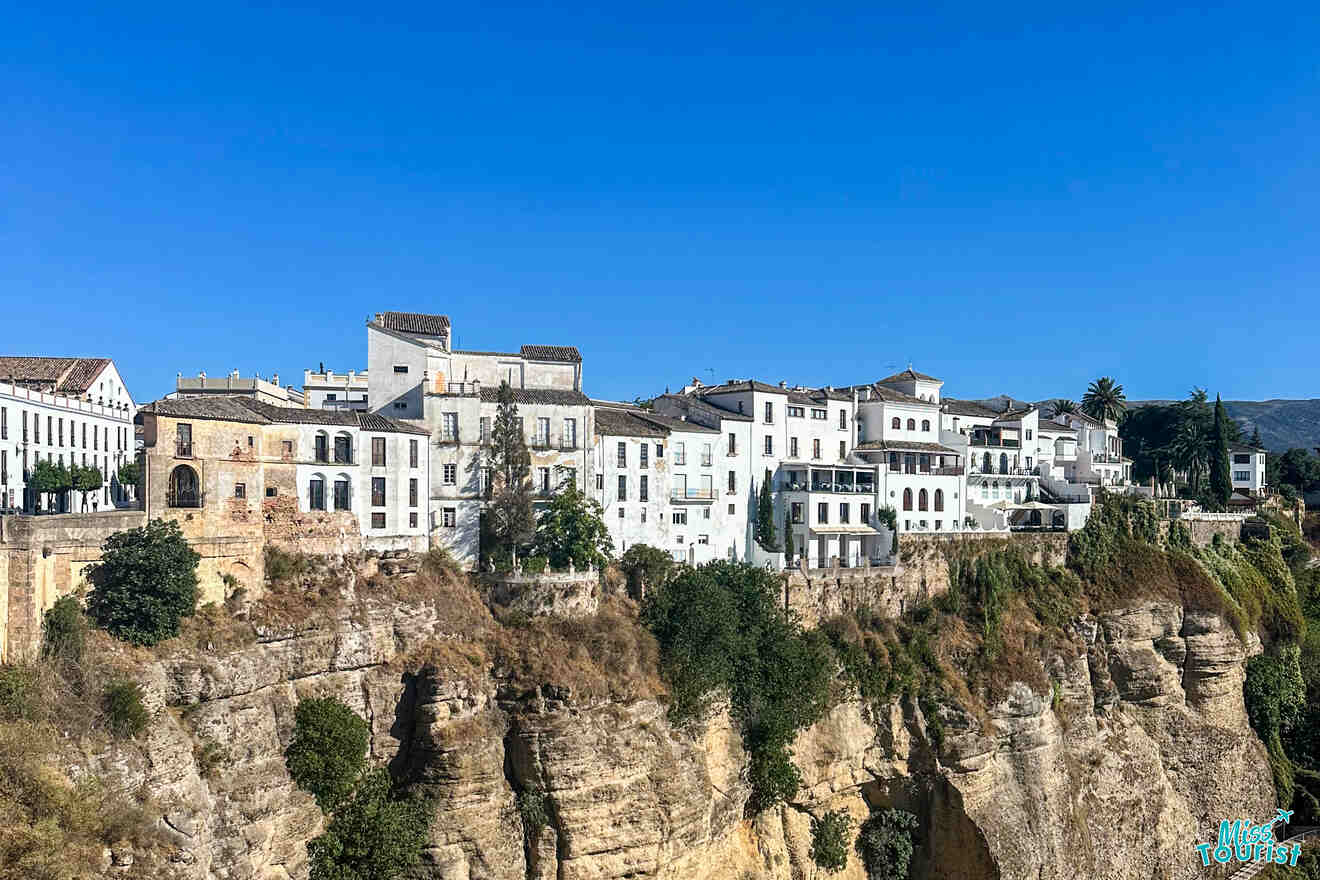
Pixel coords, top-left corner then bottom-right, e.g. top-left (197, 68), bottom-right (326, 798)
top-left (303, 368), bottom-right (370, 411)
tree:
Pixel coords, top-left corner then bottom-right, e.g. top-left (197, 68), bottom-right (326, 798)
top-left (1047, 398), bottom-right (1077, 416)
top-left (285, 697), bottom-right (370, 812)
top-left (306, 768), bottom-right (429, 880)
top-left (810, 810), bottom-right (853, 873)
top-left (484, 381), bottom-right (535, 557)
top-left (1081, 377), bottom-right (1126, 424)
top-left (117, 461), bottom-right (141, 498)
top-left (86, 518), bottom-right (199, 645)
top-left (1269, 448), bottom-right (1320, 495)
top-left (755, 468), bottom-right (777, 550)
top-left (42, 595), bottom-right (86, 666)
top-left (1170, 417), bottom-right (1208, 493)
top-left (1208, 394), bottom-right (1232, 507)
top-left (617, 544), bottom-right (677, 598)
top-left (29, 459), bottom-right (71, 512)
top-left (783, 514), bottom-right (794, 563)
top-left (530, 485), bottom-right (612, 569)
top-left (1250, 425), bottom-right (1263, 448)
top-left (857, 808), bottom-right (919, 880)
top-left (72, 465), bottom-right (103, 511)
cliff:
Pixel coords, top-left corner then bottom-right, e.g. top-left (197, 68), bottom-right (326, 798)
top-left (30, 553), bottom-right (1272, 880)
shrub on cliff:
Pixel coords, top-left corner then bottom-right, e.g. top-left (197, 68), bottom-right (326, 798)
top-left (618, 544), bottom-right (677, 598)
top-left (103, 681), bottom-right (149, 739)
top-left (87, 519), bottom-right (199, 646)
top-left (285, 697), bottom-right (369, 812)
top-left (307, 768), bottom-right (429, 880)
top-left (42, 596), bottom-right (86, 667)
top-left (857, 808), bottom-right (918, 880)
top-left (810, 809), bottom-right (852, 873)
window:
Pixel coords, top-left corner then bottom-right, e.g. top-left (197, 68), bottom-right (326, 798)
top-left (409, 478), bottom-right (418, 506)
top-left (839, 441), bottom-right (846, 460)
top-left (314, 432), bottom-right (329, 463)
top-left (334, 478), bottom-right (350, 510)
top-left (698, 534), bottom-right (709, 545)
top-left (728, 471), bottom-right (736, 493)
top-left (906, 418), bottom-right (915, 430)
top-left (861, 503), bottom-right (871, 522)
top-left (539, 467), bottom-right (551, 492)
top-left (235, 483), bottom-right (246, 499)
top-left (409, 512), bottom-right (418, 528)
top-left (672, 510), bottom-right (687, 525)
top-left (309, 477), bottom-right (326, 511)
top-left (918, 489), bottom-right (928, 511)
top-left (701, 443), bottom-right (712, 467)
top-left (812, 408), bottom-right (827, 420)
top-left (640, 443), bottom-right (649, 468)
top-left (563, 418), bottom-right (577, 449)
top-left (596, 473), bottom-right (604, 490)
top-left (332, 434), bottom-right (351, 463)
top-left (934, 489), bottom-right (944, 511)
top-left (1234, 470), bottom-right (1251, 482)
top-left (326, 393), bottom-right (337, 401)
top-left (371, 512), bottom-right (386, 529)
top-left (372, 437), bottom-right (385, 466)
top-left (812, 439), bottom-right (821, 459)
top-left (617, 442), bottom-right (627, 468)
top-left (393, 365), bottom-right (408, 373)
top-left (640, 475), bottom-right (649, 502)
top-left (903, 488), bottom-right (913, 511)
top-left (763, 436), bottom-right (773, 456)
top-left (442, 507), bottom-right (456, 528)
top-left (791, 502), bottom-right (803, 523)
top-left (34, 415), bottom-right (39, 443)
top-left (840, 503), bottom-right (850, 523)
top-left (176, 423), bottom-right (192, 457)
top-left (438, 464), bottom-right (454, 485)
top-left (535, 417), bottom-right (550, 446)
top-left (727, 433), bottom-right (737, 455)
top-left (891, 417), bottom-right (900, 430)
top-left (393, 402), bottom-right (406, 410)
top-left (1025, 429), bottom-right (1033, 440)
top-left (839, 410), bottom-right (847, 429)
top-left (981, 482), bottom-right (989, 499)
top-left (371, 477), bottom-right (385, 506)
top-left (788, 406), bottom-right (804, 418)
top-left (790, 437), bottom-right (799, 458)
top-left (93, 423), bottom-right (98, 450)
top-left (728, 503), bottom-right (735, 514)
top-left (817, 502), bottom-right (828, 523)
top-left (21, 412), bottom-right (27, 442)
top-left (618, 475), bottom-right (627, 501)
top-left (764, 401), bottom-right (774, 424)
top-left (282, 440), bottom-right (293, 457)
top-left (1, 408), bottom-right (6, 440)
top-left (656, 443), bottom-right (663, 459)
top-left (442, 413), bottom-right (458, 442)
top-left (619, 507), bottom-right (626, 519)
top-left (406, 438), bottom-right (417, 467)
top-left (266, 487), bottom-right (278, 497)
top-left (1233, 454), bottom-right (1250, 464)
top-left (480, 417), bottom-right (491, 444)
top-left (640, 508), bottom-right (647, 523)
top-left (921, 419), bottom-right (930, 432)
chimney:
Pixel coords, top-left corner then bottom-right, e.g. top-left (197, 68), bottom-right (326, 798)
top-left (272, 373), bottom-right (279, 386)
top-left (231, 368), bottom-right (240, 379)
top-left (319, 361), bottom-right (325, 373)
top-left (779, 380), bottom-right (787, 389)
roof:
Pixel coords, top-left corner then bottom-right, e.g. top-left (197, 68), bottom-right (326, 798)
top-left (1036, 421), bottom-right (1074, 434)
top-left (854, 440), bottom-right (960, 454)
top-left (139, 397), bottom-right (269, 425)
top-left (0, 356), bottom-right (112, 394)
top-left (139, 396), bottom-right (430, 434)
top-left (809, 387), bottom-right (853, 402)
top-left (1229, 443), bottom-right (1266, 454)
top-left (863, 384), bottom-right (931, 405)
top-left (477, 386), bottom-right (591, 407)
top-left (234, 398), bottom-right (357, 426)
top-left (877, 367), bottom-right (942, 385)
top-left (656, 392), bottom-right (754, 424)
top-left (594, 407), bottom-right (668, 438)
top-left (452, 349), bottom-right (520, 358)
top-left (357, 413), bottom-right (431, 435)
top-left (377, 311), bottom-right (451, 336)
top-left (943, 398), bottom-right (1000, 419)
top-left (994, 407), bottom-right (1038, 422)
top-left (697, 379), bottom-right (787, 396)
top-left (635, 410), bottom-right (719, 434)
top-left (520, 344), bottom-right (582, 364)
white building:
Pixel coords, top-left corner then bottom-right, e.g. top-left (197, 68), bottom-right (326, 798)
top-left (175, 370), bottom-right (304, 406)
top-left (0, 356), bottom-right (138, 513)
top-left (303, 366), bottom-right (370, 411)
top-left (1230, 443), bottom-right (1267, 494)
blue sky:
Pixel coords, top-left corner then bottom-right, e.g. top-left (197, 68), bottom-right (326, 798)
top-left (3, 1), bottom-right (1318, 405)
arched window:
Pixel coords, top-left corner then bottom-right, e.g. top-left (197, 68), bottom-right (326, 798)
top-left (334, 432), bottom-right (353, 464)
top-left (309, 474), bottom-right (326, 511)
top-left (902, 488), bottom-right (913, 511)
top-left (891, 417), bottom-right (900, 430)
top-left (333, 475), bottom-right (351, 510)
top-left (167, 465), bottom-right (199, 508)
top-left (314, 431), bottom-right (329, 463)
top-left (918, 489), bottom-right (929, 511)
top-left (921, 419), bottom-right (930, 432)
top-left (999, 452), bottom-right (1009, 474)
top-left (906, 418), bottom-right (916, 430)
top-left (983, 452), bottom-right (992, 473)
top-left (935, 489), bottom-right (945, 511)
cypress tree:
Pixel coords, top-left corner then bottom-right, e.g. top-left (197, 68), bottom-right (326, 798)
top-left (756, 468), bottom-right (777, 549)
top-left (783, 514), bottom-right (794, 562)
top-left (486, 381), bottom-right (535, 555)
top-left (1209, 394), bottom-right (1233, 508)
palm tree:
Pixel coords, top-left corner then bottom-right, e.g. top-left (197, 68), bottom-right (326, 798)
top-left (1170, 419), bottom-right (1207, 492)
top-left (1081, 377), bottom-right (1126, 423)
top-left (1048, 399), bottom-right (1078, 416)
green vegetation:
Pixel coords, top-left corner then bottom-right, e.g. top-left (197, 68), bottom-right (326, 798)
top-left (87, 519), bottom-right (199, 646)
top-left (1209, 395), bottom-right (1232, 507)
top-left (1120, 387), bottom-right (1245, 503)
top-left (485, 380), bottom-right (535, 558)
top-left (641, 561), bottom-right (833, 812)
top-left (809, 809), bottom-right (852, 873)
top-left (264, 544), bottom-right (312, 584)
top-left (307, 768), bottom-right (429, 880)
top-left (116, 461), bottom-right (141, 492)
top-left (755, 469), bottom-right (778, 550)
top-left (285, 697), bottom-right (371, 812)
top-left (71, 465), bottom-right (103, 511)
top-left (617, 543), bottom-right (677, 597)
top-left (530, 485), bottom-right (612, 569)
top-left (1081, 376), bottom-right (1126, 423)
top-left (27, 459), bottom-right (72, 512)
top-left (1268, 448), bottom-right (1320, 499)
top-left (41, 596), bottom-right (86, 666)
top-left (103, 681), bottom-right (149, 739)
top-left (856, 808), bottom-right (919, 880)
top-left (516, 787), bottom-right (549, 835)
top-left (784, 514), bottom-right (795, 561)
top-left (0, 665), bottom-right (41, 723)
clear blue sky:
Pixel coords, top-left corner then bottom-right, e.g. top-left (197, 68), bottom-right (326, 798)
top-left (3, 1), bottom-right (1318, 405)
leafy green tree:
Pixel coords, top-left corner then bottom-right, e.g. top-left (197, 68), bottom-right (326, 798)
top-left (306, 768), bottom-right (429, 880)
top-left (857, 808), bottom-right (919, 880)
top-left (86, 519), bottom-right (199, 645)
top-left (72, 465), bottom-right (103, 511)
top-left (484, 381), bottom-right (534, 557)
top-left (1081, 377), bottom-right (1126, 423)
top-left (286, 697), bottom-right (371, 812)
top-left (1269, 449), bottom-right (1320, 495)
top-left (28, 459), bottom-right (71, 512)
top-left (1209, 395), bottom-right (1233, 507)
top-left (618, 544), bottom-right (677, 598)
top-left (117, 461), bottom-right (141, 497)
top-left (755, 468), bottom-right (778, 550)
top-left (42, 595), bottom-right (86, 666)
top-left (530, 485), bottom-right (612, 569)
top-left (810, 810), bottom-right (853, 873)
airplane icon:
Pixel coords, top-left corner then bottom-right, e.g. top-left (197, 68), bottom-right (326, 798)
top-left (1275, 809), bottom-right (1294, 826)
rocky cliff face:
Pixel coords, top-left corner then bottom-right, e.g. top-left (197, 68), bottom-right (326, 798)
top-left (81, 582), bottom-right (1271, 880)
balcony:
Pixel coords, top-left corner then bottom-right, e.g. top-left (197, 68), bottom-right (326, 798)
top-left (437, 432), bottom-right (461, 446)
top-left (560, 440), bottom-right (579, 451)
top-left (969, 467), bottom-right (1039, 478)
top-left (175, 441), bottom-right (193, 458)
top-left (671, 488), bottom-right (716, 502)
top-left (932, 466), bottom-right (965, 476)
top-left (970, 437), bottom-right (1020, 448)
top-left (166, 490), bottom-right (202, 509)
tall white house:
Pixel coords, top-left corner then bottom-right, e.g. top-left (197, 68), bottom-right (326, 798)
top-left (1230, 443), bottom-right (1267, 493)
top-left (0, 356), bottom-right (138, 513)
top-left (303, 367), bottom-right (370, 411)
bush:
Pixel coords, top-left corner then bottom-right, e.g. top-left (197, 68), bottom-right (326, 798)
top-left (0, 665), bottom-right (41, 722)
top-left (103, 681), bottom-right (149, 739)
top-left (42, 596), bottom-right (86, 666)
top-left (857, 808), bottom-right (919, 880)
top-left (307, 768), bottom-right (429, 880)
top-left (617, 544), bottom-right (677, 598)
top-left (517, 787), bottom-right (549, 835)
top-left (265, 545), bottom-right (311, 584)
top-left (285, 697), bottom-right (370, 812)
top-left (87, 519), bottom-right (200, 646)
top-left (522, 555), bottom-right (548, 575)
top-left (809, 809), bottom-right (852, 873)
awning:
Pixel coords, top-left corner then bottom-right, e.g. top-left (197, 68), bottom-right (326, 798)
top-left (808, 525), bottom-right (883, 535)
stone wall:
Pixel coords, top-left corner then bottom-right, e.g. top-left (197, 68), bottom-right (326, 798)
top-left (1159, 516), bottom-right (1244, 549)
top-left (487, 568), bottom-right (601, 617)
top-left (261, 494), bottom-right (363, 558)
top-left (785, 531), bottom-right (1070, 628)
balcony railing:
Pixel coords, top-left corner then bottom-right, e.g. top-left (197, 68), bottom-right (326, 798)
top-left (932, 466), bottom-right (965, 476)
top-left (671, 488), bottom-right (715, 501)
top-left (175, 441), bottom-right (193, 458)
top-left (970, 467), bottom-right (1039, 477)
top-left (530, 436), bottom-right (551, 449)
top-left (167, 491), bottom-right (202, 509)
top-left (560, 441), bottom-right (579, 451)
top-left (970, 438), bottom-right (1021, 448)
top-left (438, 432), bottom-right (461, 445)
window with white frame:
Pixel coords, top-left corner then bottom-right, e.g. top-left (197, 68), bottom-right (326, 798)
top-left (442, 507), bottom-right (456, 528)
top-left (672, 509), bottom-right (687, 525)
top-left (442, 464), bottom-right (457, 485)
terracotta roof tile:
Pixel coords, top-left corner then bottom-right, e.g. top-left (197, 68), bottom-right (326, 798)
top-left (519, 344), bottom-right (582, 363)
top-left (0, 356), bottom-right (112, 394)
top-left (878, 367), bottom-right (941, 385)
top-left (478, 386), bottom-right (591, 406)
top-left (378, 311), bottom-right (451, 335)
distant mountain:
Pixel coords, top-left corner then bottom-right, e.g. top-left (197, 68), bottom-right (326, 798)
top-left (970, 395), bottom-right (1320, 453)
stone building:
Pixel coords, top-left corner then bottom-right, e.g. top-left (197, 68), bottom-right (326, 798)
top-left (174, 369), bottom-right (304, 406)
top-left (0, 356), bottom-right (138, 513)
top-left (138, 396), bottom-right (430, 601)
